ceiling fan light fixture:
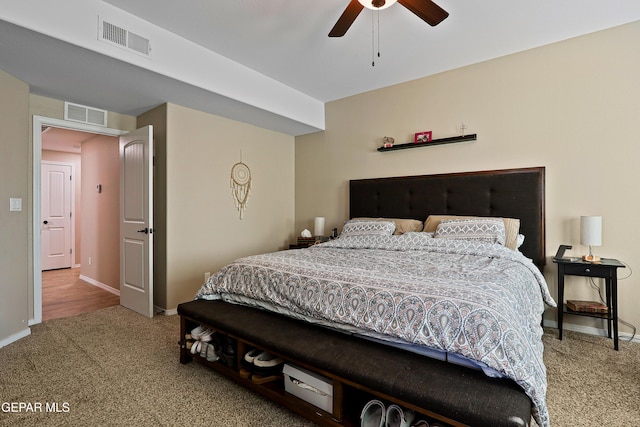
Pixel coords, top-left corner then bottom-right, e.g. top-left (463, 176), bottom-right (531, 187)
top-left (358, 0), bottom-right (397, 10)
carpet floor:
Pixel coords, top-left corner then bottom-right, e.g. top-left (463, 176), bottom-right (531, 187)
top-left (0, 306), bottom-right (638, 426)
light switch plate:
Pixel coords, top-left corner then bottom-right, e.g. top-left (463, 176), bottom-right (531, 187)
top-left (10, 198), bottom-right (22, 212)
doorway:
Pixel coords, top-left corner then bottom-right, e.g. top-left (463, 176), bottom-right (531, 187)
top-left (41, 126), bottom-right (121, 321)
top-left (32, 116), bottom-right (126, 324)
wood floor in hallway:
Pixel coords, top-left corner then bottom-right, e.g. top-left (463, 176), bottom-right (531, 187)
top-left (42, 267), bottom-right (120, 321)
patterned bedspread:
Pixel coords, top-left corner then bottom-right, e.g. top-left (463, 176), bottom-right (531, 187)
top-left (196, 233), bottom-right (556, 427)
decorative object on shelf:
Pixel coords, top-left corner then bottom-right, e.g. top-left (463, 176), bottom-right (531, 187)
top-left (314, 217), bottom-right (325, 237)
top-left (580, 215), bottom-right (602, 262)
top-left (459, 123), bottom-right (468, 137)
top-left (382, 136), bottom-right (394, 148)
top-left (414, 131), bottom-right (433, 144)
top-left (301, 229), bottom-right (312, 238)
top-left (378, 134), bottom-right (477, 152)
top-left (230, 154), bottom-right (252, 220)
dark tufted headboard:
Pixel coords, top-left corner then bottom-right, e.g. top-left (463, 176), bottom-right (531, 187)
top-left (349, 167), bottom-right (546, 267)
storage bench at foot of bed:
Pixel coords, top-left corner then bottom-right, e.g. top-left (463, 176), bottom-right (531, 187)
top-left (177, 299), bottom-right (532, 427)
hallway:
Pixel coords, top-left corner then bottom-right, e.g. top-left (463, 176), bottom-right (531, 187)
top-left (42, 268), bottom-right (119, 321)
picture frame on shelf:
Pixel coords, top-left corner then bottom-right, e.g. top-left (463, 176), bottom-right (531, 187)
top-left (414, 131), bottom-right (432, 144)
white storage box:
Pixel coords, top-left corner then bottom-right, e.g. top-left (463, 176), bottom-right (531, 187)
top-left (283, 364), bottom-right (333, 413)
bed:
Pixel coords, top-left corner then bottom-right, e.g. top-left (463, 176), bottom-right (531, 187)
top-left (178, 166), bottom-right (555, 427)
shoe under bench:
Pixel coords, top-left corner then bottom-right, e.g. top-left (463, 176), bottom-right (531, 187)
top-left (177, 299), bottom-right (532, 427)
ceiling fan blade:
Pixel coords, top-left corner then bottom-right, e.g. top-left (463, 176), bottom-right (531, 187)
top-left (328, 0), bottom-right (365, 37)
top-left (398, 0), bottom-right (449, 26)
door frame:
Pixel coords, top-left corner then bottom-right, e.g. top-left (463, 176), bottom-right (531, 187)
top-left (31, 115), bottom-right (127, 325)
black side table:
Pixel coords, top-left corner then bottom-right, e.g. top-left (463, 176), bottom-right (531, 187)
top-left (553, 257), bottom-right (625, 350)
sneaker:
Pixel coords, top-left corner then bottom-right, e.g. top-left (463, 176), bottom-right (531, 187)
top-left (252, 351), bottom-right (284, 375)
top-left (190, 325), bottom-right (207, 340)
top-left (252, 351), bottom-right (282, 367)
top-left (385, 404), bottom-right (414, 427)
top-left (361, 400), bottom-right (385, 427)
top-left (242, 348), bottom-right (263, 371)
top-left (199, 329), bottom-right (215, 343)
top-left (220, 338), bottom-right (237, 368)
top-left (190, 340), bottom-right (201, 355)
top-left (200, 342), bottom-right (209, 358)
top-left (205, 343), bottom-right (219, 362)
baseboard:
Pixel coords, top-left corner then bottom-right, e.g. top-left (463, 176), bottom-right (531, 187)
top-left (543, 319), bottom-right (640, 344)
top-left (0, 327), bottom-right (31, 348)
top-left (77, 278), bottom-right (177, 316)
top-left (79, 275), bottom-right (120, 296)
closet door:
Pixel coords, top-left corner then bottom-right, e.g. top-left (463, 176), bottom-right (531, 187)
top-left (119, 126), bottom-right (154, 317)
top-left (41, 161), bottom-right (72, 271)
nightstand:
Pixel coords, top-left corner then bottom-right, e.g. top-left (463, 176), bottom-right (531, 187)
top-left (289, 243), bottom-right (312, 249)
top-left (290, 237), bottom-right (329, 249)
top-left (553, 257), bottom-right (625, 350)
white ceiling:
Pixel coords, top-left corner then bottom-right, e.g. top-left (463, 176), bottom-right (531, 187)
top-left (100, 0), bottom-right (640, 102)
top-left (3, 1), bottom-right (640, 135)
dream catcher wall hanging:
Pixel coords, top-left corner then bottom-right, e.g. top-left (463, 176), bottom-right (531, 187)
top-left (230, 157), bottom-right (252, 219)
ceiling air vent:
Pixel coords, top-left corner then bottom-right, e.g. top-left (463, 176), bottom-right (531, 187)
top-left (98, 17), bottom-right (152, 57)
top-left (64, 102), bottom-right (108, 127)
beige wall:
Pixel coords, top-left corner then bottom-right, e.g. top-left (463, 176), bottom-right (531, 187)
top-left (295, 21), bottom-right (640, 336)
top-left (138, 104), bottom-right (168, 309)
top-left (80, 135), bottom-right (120, 290)
top-left (41, 150), bottom-right (82, 266)
top-left (156, 104), bottom-right (296, 309)
top-left (0, 69), bottom-right (30, 344)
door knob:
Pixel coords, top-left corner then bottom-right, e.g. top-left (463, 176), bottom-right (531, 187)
top-left (137, 228), bottom-right (149, 234)
top-left (43, 220), bottom-right (48, 224)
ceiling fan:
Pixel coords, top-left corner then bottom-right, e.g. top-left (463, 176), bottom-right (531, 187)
top-left (328, 0), bottom-right (449, 37)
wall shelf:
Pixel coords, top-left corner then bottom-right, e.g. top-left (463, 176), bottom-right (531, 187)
top-left (377, 134), bottom-right (477, 152)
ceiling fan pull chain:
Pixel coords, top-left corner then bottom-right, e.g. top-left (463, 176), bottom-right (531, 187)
top-left (371, 9), bottom-right (381, 66)
top-left (371, 9), bottom-right (375, 66)
top-left (377, 9), bottom-right (381, 59)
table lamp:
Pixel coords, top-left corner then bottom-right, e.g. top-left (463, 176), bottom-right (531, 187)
top-left (314, 217), bottom-right (325, 237)
top-left (580, 215), bottom-right (602, 262)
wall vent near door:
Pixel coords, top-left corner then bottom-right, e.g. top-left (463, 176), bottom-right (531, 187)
top-left (98, 17), bottom-right (152, 58)
top-left (64, 102), bottom-right (108, 127)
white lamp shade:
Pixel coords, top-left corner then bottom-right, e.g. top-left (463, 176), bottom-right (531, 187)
top-left (580, 216), bottom-right (602, 247)
top-left (358, 0), bottom-right (397, 10)
top-left (314, 217), bottom-right (325, 236)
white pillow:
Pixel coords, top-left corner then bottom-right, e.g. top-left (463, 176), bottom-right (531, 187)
top-left (424, 215), bottom-right (520, 250)
top-left (434, 218), bottom-right (506, 245)
top-left (341, 220), bottom-right (396, 237)
top-left (351, 217), bottom-right (423, 235)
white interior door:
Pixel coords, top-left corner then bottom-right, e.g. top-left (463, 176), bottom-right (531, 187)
top-left (119, 125), bottom-right (153, 317)
top-left (41, 162), bottom-right (72, 270)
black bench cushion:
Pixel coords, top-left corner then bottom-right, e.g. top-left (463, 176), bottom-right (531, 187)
top-left (178, 299), bottom-right (532, 427)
